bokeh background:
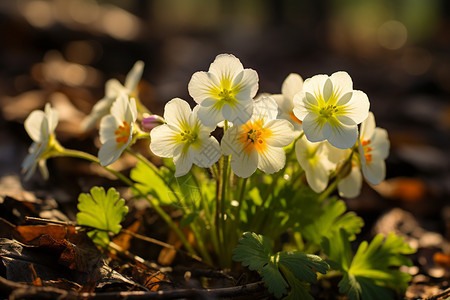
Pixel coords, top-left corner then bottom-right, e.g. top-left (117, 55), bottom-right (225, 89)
top-left (0, 0), bottom-right (450, 294)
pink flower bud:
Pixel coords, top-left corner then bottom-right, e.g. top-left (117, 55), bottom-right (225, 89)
top-left (142, 114), bottom-right (165, 132)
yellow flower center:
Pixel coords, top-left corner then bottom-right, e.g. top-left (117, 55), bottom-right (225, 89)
top-left (238, 120), bottom-right (272, 155)
top-left (114, 121), bottom-right (131, 145)
top-left (219, 89), bottom-right (234, 102)
top-left (361, 139), bottom-right (372, 162)
top-left (180, 129), bottom-right (197, 143)
top-left (319, 104), bottom-right (339, 119)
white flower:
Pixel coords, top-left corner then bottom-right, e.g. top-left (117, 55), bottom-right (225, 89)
top-left (272, 73), bottom-right (304, 131)
top-left (338, 162), bottom-right (363, 198)
top-left (82, 61), bottom-right (144, 130)
top-left (22, 103), bottom-right (59, 180)
top-left (150, 98), bottom-right (221, 177)
top-left (295, 136), bottom-right (336, 193)
top-left (358, 112), bottom-right (389, 185)
top-left (98, 94), bottom-right (137, 166)
top-left (221, 96), bottom-right (296, 178)
top-left (188, 54), bottom-right (258, 127)
top-left (293, 71), bottom-right (370, 149)
top-left (327, 112), bottom-right (390, 197)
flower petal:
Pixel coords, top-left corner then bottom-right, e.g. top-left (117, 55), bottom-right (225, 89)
top-left (233, 69), bottom-right (259, 99)
top-left (293, 92), bottom-right (309, 121)
top-left (188, 72), bottom-right (220, 104)
top-left (342, 90), bottom-right (370, 124)
top-left (281, 73), bottom-right (303, 103)
top-left (302, 113), bottom-right (330, 143)
top-left (230, 149), bottom-right (258, 178)
top-left (305, 158), bottom-right (330, 193)
top-left (360, 112), bottom-right (375, 141)
top-left (302, 74), bottom-right (328, 104)
top-left (98, 139), bottom-right (126, 166)
top-left (330, 71), bottom-right (353, 96)
top-left (150, 124), bottom-right (179, 158)
top-left (327, 123), bottom-right (358, 149)
top-left (44, 103), bottom-right (58, 133)
top-left (209, 54), bottom-right (243, 82)
top-left (173, 152), bottom-right (193, 177)
top-left (99, 115), bottom-right (121, 144)
top-left (124, 60), bottom-right (144, 92)
top-left (163, 98), bottom-right (192, 127)
top-left (25, 110), bottom-right (45, 142)
top-left (105, 79), bottom-right (125, 98)
top-left (258, 145), bottom-right (286, 175)
top-left (197, 105), bottom-right (224, 127)
top-left (192, 136), bottom-right (221, 168)
top-left (253, 96), bottom-right (278, 122)
top-left (338, 166), bottom-right (362, 198)
top-left (362, 159), bottom-right (386, 185)
top-left (110, 94), bottom-right (129, 121)
top-left (229, 100), bottom-right (253, 125)
top-left (323, 78), bottom-right (333, 103)
top-left (370, 128), bottom-right (390, 160)
top-left (264, 119), bottom-right (296, 147)
top-left (82, 97), bottom-right (114, 130)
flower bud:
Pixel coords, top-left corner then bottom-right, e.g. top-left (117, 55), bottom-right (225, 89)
top-left (335, 152), bottom-right (354, 180)
top-left (141, 114), bottom-right (165, 132)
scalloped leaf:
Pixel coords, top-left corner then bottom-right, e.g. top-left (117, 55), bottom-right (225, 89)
top-left (77, 187), bottom-right (128, 246)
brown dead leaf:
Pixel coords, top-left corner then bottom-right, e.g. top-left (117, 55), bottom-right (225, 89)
top-left (112, 219), bottom-right (141, 252)
top-left (14, 225), bottom-right (77, 243)
top-left (132, 265), bottom-right (166, 291)
top-left (433, 252), bottom-right (450, 268)
top-left (12, 224), bottom-right (100, 272)
top-left (29, 264), bottom-right (42, 286)
top-left (372, 177), bottom-right (427, 202)
top-left (158, 223), bottom-right (195, 266)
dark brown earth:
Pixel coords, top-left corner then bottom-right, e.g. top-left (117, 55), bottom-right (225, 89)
top-left (0, 1), bottom-right (449, 299)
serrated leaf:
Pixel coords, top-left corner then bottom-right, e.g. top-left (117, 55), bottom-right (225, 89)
top-left (326, 230), bottom-right (416, 300)
top-left (233, 232), bottom-right (328, 299)
top-left (261, 261), bottom-right (289, 298)
top-left (232, 232), bottom-right (272, 270)
top-left (299, 198), bottom-right (364, 247)
top-left (279, 252), bottom-right (329, 283)
top-left (322, 228), bottom-right (353, 271)
top-left (281, 265), bottom-right (314, 300)
top-left (77, 187), bottom-right (128, 246)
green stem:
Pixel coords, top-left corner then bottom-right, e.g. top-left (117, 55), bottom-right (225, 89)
top-left (249, 133), bottom-right (303, 232)
top-left (217, 120), bottom-right (232, 267)
top-left (317, 177), bottom-right (339, 203)
top-left (190, 169), bottom-right (219, 259)
top-left (57, 148), bottom-right (198, 258)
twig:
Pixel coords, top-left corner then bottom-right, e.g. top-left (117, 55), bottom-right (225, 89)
top-left (24, 216), bottom-right (203, 263)
top-left (426, 286), bottom-right (450, 300)
top-left (0, 276), bottom-right (267, 299)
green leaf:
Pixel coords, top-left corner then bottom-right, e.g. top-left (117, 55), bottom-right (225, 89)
top-left (232, 232), bottom-right (273, 271)
top-left (279, 251), bottom-right (329, 283)
top-left (324, 230), bottom-right (415, 300)
top-left (130, 161), bottom-right (176, 205)
top-left (233, 232), bottom-right (329, 299)
top-left (281, 266), bottom-right (314, 300)
top-left (77, 187), bottom-right (128, 246)
top-left (299, 198), bottom-right (364, 247)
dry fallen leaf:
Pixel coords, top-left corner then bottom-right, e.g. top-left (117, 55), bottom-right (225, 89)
top-left (372, 177), bottom-right (427, 202)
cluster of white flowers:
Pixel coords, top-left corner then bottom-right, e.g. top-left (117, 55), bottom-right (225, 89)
top-left (23, 54), bottom-right (389, 198)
